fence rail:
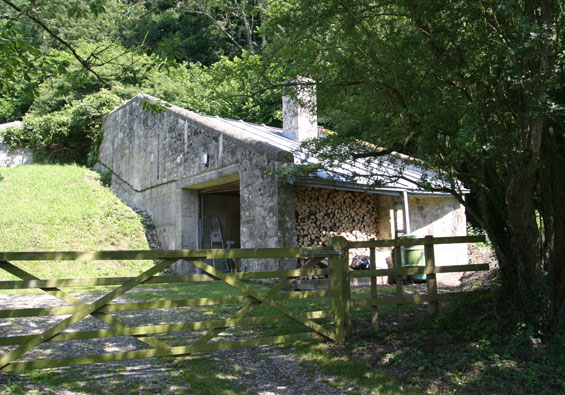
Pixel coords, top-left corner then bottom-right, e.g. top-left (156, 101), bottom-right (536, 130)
top-left (347, 235), bottom-right (489, 328)
top-left (0, 247), bottom-right (340, 261)
top-left (0, 235), bottom-right (488, 371)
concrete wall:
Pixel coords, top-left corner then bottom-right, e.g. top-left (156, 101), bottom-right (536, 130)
top-left (390, 195), bottom-right (468, 266)
top-left (0, 122), bottom-right (33, 168)
top-left (97, 95), bottom-right (296, 272)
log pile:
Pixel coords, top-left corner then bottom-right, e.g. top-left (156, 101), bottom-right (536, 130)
top-left (295, 186), bottom-right (380, 247)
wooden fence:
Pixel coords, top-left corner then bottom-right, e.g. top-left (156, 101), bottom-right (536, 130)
top-left (0, 235), bottom-right (487, 371)
top-left (346, 235), bottom-right (489, 331)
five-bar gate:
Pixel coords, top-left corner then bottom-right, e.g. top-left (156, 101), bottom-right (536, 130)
top-left (0, 235), bottom-right (488, 371)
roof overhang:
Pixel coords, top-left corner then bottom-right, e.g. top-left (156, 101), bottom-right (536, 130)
top-left (289, 176), bottom-right (462, 197)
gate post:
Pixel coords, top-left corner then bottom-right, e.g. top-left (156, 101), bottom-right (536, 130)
top-left (424, 235), bottom-right (439, 315)
top-left (328, 236), bottom-right (351, 343)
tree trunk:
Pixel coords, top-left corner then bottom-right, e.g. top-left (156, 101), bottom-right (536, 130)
top-left (540, 125), bottom-right (565, 328)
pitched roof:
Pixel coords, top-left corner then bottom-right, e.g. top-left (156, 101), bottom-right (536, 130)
top-left (117, 94), bottom-right (460, 196)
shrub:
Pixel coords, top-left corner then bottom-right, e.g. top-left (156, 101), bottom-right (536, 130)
top-left (4, 90), bottom-right (122, 164)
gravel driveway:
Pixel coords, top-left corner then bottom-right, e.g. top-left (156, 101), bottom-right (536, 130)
top-left (0, 290), bottom-right (366, 394)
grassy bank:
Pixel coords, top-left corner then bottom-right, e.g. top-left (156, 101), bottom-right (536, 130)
top-left (0, 164), bottom-right (152, 279)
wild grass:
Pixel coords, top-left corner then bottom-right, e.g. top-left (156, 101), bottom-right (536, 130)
top-left (0, 164), bottom-right (152, 280)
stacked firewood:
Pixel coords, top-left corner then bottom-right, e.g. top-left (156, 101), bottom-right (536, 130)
top-left (295, 186), bottom-right (380, 247)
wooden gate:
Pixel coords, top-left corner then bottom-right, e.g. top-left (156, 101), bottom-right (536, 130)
top-left (0, 235), bottom-right (487, 371)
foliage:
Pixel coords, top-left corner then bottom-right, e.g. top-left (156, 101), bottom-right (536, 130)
top-left (26, 41), bottom-right (157, 115)
top-left (116, 0), bottom-right (240, 65)
top-left (4, 90), bottom-right (122, 164)
top-left (3, 34), bottom-right (283, 163)
top-left (0, 5), bottom-right (45, 93)
top-left (0, 87), bottom-right (34, 124)
top-left (467, 223), bottom-right (492, 249)
top-left (198, 52), bottom-right (284, 125)
top-left (266, 0), bottom-right (565, 330)
top-left (289, 290), bottom-right (565, 394)
top-left (9, 43), bottom-right (284, 163)
top-left (8, 40), bottom-right (284, 163)
top-left (146, 0), bottom-right (267, 55)
top-left (97, 169), bottom-right (112, 187)
top-left (1, 0), bottom-right (283, 164)
top-left (0, 164), bottom-right (152, 279)
top-left (0, 0), bottom-right (125, 121)
top-left (0, 0), bottom-right (119, 93)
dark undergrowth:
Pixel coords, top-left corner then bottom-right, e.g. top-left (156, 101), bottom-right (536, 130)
top-left (289, 291), bottom-right (565, 394)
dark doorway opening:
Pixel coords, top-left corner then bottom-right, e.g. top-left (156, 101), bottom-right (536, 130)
top-left (199, 182), bottom-right (241, 250)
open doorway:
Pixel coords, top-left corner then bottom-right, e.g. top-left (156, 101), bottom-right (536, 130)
top-left (199, 181), bottom-right (241, 250)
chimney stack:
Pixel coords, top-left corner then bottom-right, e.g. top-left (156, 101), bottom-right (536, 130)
top-left (282, 77), bottom-right (318, 142)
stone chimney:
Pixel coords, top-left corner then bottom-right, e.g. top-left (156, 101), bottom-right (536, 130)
top-left (282, 77), bottom-right (318, 142)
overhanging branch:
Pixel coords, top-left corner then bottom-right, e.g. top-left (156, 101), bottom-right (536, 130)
top-left (1, 0), bottom-right (109, 86)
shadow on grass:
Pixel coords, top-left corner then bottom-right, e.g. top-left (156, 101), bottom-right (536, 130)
top-left (2, 282), bottom-right (563, 394)
top-left (287, 293), bottom-right (565, 394)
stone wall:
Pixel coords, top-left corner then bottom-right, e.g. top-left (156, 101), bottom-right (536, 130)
top-left (97, 94), bottom-right (468, 273)
top-left (0, 122), bottom-right (33, 168)
top-left (390, 195), bottom-right (468, 266)
top-left (97, 95), bottom-right (296, 272)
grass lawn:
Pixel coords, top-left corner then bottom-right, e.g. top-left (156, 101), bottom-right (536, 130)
top-left (0, 164), bottom-right (152, 280)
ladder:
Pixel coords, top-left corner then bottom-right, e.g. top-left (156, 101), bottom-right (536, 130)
top-left (207, 216), bottom-right (230, 272)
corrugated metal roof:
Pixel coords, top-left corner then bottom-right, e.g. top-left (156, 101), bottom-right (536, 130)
top-left (197, 114), bottom-right (458, 195)
top-left (198, 115), bottom-right (299, 153)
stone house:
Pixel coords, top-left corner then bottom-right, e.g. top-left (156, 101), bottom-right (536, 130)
top-left (96, 89), bottom-right (467, 273)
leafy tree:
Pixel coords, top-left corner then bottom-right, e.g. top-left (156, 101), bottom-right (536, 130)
top-left (173, 0), bottom-right (267, 54)
top-left (0, 0), bottom-right (113, 87)
top-left (0, 0), bottom-right (121, 120)
top-left (117, 0), bottom-right (241, 65)
top-left (4, 89), bottom-right (122, 164)
top-left (266, 0), bottom-right (565, 330)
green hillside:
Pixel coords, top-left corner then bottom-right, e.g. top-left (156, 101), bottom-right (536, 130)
top-left (0, 164), bottom-right (152, 279)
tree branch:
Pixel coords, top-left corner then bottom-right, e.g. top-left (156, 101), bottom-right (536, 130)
top-left (0, 0), bottom-right (109, 86)
top-left (186, 8), bottom-right (245, 51)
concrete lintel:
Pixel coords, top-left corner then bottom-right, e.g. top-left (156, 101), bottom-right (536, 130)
top-left (181, 164), bottom-right (240, 190)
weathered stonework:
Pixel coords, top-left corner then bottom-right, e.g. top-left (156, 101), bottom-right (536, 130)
top-left (97, 95), bottom-right (296, 272)
top-left (0, 122), bottom-right (33, 168)
top-left (390, 196), bottom-right (468, 266)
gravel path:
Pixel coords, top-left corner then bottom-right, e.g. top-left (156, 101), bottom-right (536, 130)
top-left (0, 290), bottom-right (366, 394)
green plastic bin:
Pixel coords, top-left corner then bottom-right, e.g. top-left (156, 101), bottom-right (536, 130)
top-left (401, 235), bottom-right (426, 282)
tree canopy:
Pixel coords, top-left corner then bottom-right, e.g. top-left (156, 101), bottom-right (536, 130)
top-left (1, 0), bottom-right (283, 163)
top-left (266, 0), bottom-right (565, 329)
